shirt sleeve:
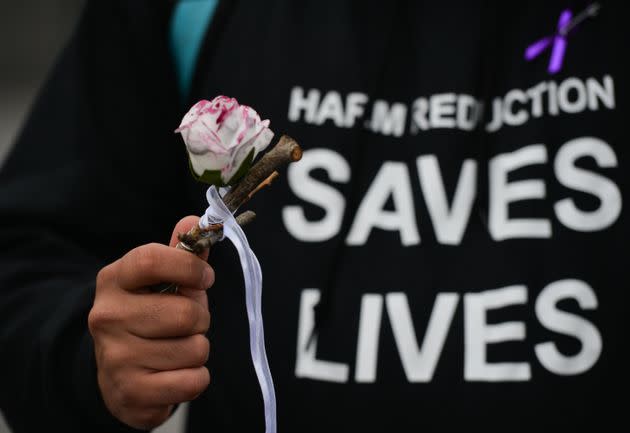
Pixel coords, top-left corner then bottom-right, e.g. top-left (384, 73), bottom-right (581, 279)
top-left (0, 1), bottom-right (187, 431)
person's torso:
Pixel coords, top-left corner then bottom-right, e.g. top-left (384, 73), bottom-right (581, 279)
top-left (183, 1), bottom-right (628, 431)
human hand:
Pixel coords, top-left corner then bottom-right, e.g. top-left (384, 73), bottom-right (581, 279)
top-left (88, 216), bottom-right (214, 430)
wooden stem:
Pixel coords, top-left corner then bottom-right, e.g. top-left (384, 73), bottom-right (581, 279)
top-left (243, 171), bottom-right (279, 205)
top-left (222, 135), bottom-right (302, 212)
top-left (178, 210), bottom-right (257, 254)
top-left (191, 210), bottom-right (256, 252)
top-left (150, 136), bottom-right (301, 294)
top-left (176, 135), bottom-right (302, 254)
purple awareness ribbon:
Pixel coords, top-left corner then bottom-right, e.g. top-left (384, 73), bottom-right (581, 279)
top-left (524, 9), bottom-right (572, 74)
top-left (524, 3), bottom-right (600, 74)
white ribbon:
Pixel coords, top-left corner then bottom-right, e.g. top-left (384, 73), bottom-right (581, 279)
top-left (199, 186), bottom-right (277, 433)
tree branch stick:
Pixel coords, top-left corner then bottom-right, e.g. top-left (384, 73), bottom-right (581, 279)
top-left (174, 134), bottom-right (302, 253)
top-left (243, 171), bottom-right (279, 205)
top-left (178, 210), bottom-right (257, 254)
top-left (222, 135), bottom-right (302, 212)
top-left (149, 211), bottom-right (257, 293)
top-left (150, 135), bottom-right (301, 294)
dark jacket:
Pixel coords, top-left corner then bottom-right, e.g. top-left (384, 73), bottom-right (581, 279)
top-left (1, 1), bottom-right (627, 432)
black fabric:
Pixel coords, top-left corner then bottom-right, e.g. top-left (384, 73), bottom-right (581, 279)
top-left (1, 1), bottom-right (627, 432)
top-left (0, 1), bottom-right (179, 432)
top-left (191, 1), bottom-right (628, 432)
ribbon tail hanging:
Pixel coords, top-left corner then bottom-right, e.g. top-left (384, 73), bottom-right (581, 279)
top-left (201, 186), bottom-right (277, 433)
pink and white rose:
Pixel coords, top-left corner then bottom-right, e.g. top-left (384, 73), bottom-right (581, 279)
top-left (175, 96), bottom-right (274, 185)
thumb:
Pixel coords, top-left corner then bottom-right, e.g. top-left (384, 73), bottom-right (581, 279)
top-left (170, 216), bottom-right (212, 308)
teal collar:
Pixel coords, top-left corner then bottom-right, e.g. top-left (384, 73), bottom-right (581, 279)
top-left (170, 0), bottom-right (219, 99)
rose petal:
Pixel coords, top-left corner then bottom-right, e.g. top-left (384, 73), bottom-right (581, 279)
top-left (175, 95), bottom-right (274, 185)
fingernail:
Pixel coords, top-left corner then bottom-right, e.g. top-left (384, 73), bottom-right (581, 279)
top-left (204, 266), bottom-right (214, 288)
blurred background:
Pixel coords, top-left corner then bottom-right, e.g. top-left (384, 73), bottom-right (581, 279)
top-left (1, 2), bottom-right (82, 429)
top-left (0, 1), bottom-right (185, 432)
top-left (0, 0), bottom-right (83, 167)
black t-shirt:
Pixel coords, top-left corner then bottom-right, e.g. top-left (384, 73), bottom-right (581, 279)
top-left (192, 1), bottom-right (627, 431)
top-left (0, 1), bottom-right (626, 432)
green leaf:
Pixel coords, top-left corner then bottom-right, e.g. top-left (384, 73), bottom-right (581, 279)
top-left (188, 159), bottom-right (225, 186)
top-left (226, 147), bottom-right (256, 186)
